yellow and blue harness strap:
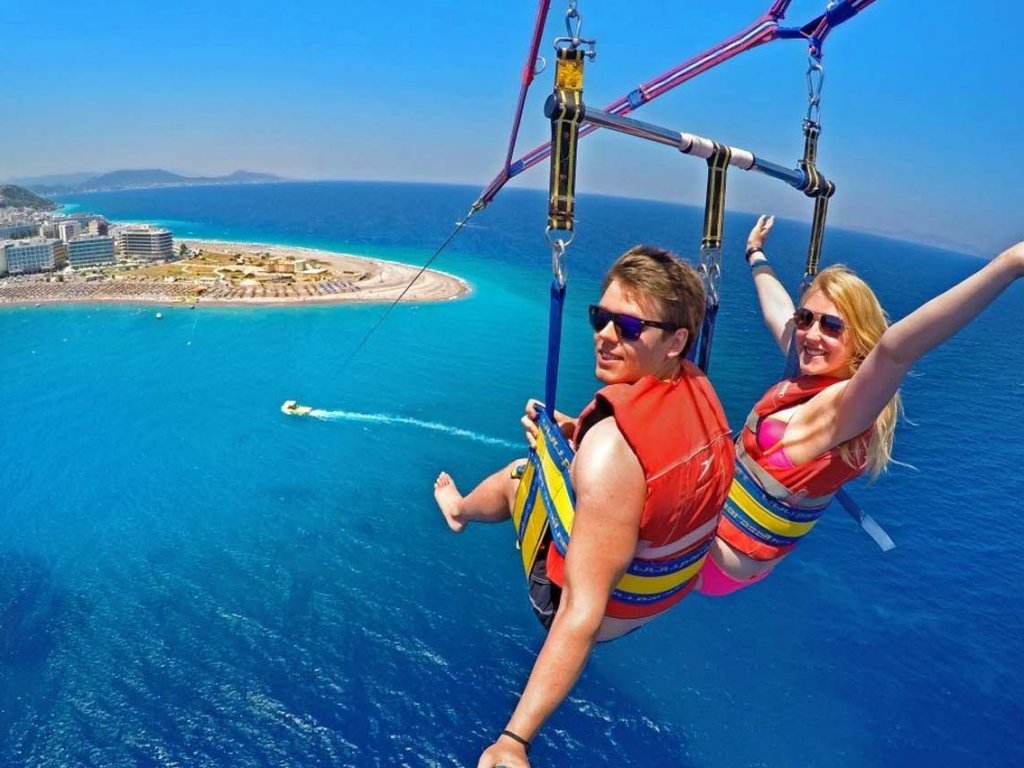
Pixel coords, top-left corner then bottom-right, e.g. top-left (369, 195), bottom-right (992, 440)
top-left (612, 541), bottom-right (710, 605)
top-left (510, 408), bottom-right (710, 605)
top-left (731, 409), bottom-right (895, 552)
top-left (511, 408), bottom-right (574, 578)
top-left (721, 454), bottom-right (829, 548)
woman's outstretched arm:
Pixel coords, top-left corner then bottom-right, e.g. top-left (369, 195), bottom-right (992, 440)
top-left (829, 242), bottom-right (1024, 443)
top-left (745, 215), bottom-right (797, 354)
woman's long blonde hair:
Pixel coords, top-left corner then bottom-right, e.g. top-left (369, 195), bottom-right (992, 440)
top-left (803, 265), bottom-right (902, 477)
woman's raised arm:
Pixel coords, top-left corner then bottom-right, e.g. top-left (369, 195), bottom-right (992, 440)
top-left (832, 242), bottom-right (1024, 443)
top-left (745, 215), bottom-right (797, 354)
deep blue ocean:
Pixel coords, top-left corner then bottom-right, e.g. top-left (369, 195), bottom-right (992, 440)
top-left (2, 181), bottom-right (1022, 767)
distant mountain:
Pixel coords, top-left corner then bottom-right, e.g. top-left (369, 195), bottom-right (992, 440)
top-left (77, 169), bottom-right (287, 192)
top-left (9, 172), bottom-right (101, 187)
top-left (11, 169), bottom-right (288, 195)
top-left (0, 184), bottom-right (59, 211)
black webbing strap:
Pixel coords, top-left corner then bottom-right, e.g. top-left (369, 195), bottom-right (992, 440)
top-left (692, 143), bottom-right (731, 373)
top-left (805, 179), bottom-right (835, 281)
top-left (799, 119), bottom-right (824, 196)
top-left (798, 118), bottom-right (835, 284)
top-left (701, 143), bottom-right (731, 251)
top-left (546, 46), bottom-right (585, 232)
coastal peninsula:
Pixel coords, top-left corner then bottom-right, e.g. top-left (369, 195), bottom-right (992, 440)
top-left (0, 239), bottom-right (469, 307)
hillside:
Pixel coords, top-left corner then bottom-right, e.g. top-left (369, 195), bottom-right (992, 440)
top-left (0, 184), bottom-right (59, 210)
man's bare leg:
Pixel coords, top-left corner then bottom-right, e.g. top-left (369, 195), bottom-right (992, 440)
top-left (433, 461), bottom-right (522, 533)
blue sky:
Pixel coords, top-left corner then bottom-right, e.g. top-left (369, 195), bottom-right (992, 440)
top-left (1, 1), bottom-right (1020, 254)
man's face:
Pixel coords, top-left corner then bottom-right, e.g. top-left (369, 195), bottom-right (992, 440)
top-left (591, 279), bottom-right (686, 385)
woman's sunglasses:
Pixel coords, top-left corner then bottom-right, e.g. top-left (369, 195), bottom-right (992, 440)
top-left (792, 307), bottom-right (845, 337)
top-left (588, 305), bottom-right (678, 341)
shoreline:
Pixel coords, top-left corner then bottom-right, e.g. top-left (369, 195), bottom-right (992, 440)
top-left (0, 238), bottom-right (471, 308)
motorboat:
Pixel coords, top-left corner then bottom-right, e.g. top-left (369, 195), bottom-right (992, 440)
top-left (281, 399), bottom-right (313, 416)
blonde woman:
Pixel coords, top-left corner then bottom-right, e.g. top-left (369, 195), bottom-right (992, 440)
top-left (698, 216), bottom-right (1024, 596)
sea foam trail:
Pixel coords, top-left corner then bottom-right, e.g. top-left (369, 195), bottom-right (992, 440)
top-left (309, 409), bottom-right (520, 450)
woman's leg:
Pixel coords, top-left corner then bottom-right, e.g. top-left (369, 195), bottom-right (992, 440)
top-left (433, 460), bottom-right (522, 533)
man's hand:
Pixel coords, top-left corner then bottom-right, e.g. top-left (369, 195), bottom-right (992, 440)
top-left (521, 399), bottom-right (543, 449)
top-left (477, 737), bottom-right (530, 768)
top-left (521, 399), bottom-right (578, 449)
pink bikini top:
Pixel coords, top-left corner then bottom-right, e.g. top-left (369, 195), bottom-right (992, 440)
top-left (756, 417), bottom-right (795, 469)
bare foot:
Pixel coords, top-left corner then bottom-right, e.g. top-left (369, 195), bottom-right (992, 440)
top-left (433, 472), bottom-right (466, 533)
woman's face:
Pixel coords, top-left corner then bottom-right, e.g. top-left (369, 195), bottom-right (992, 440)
top-left (795, 290), bottom-right (855, 378)
top-left (592, 279), bottom-right (686, 385)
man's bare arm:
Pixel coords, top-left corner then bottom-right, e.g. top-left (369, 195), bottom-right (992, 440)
top-left (476, 416), bottom-right (644, 768)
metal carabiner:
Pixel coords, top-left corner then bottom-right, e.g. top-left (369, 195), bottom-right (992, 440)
top-left (545, 227), bottom-right (573, 288)
top-left (565, 1), bottom-right (582, 41)
top-left (554, 0), bottom-right (595, 57)
top-left (545, 225), bottom-right (575, 249)
top-left (805, 56), bottom-right (825, 124)
top-left (552, 240), bottom-right (569, 289)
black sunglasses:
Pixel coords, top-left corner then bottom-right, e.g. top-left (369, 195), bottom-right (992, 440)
top-left (588, 305), bottom-right (678, 341)
top-left (792, 307), bottom-right (845, 337)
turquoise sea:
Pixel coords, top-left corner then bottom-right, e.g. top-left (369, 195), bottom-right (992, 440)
top-left (2, 181), bottom-right (1022, 767)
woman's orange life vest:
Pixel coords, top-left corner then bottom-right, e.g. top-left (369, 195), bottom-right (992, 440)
top-left (717, 376), bottom-right (871, 561)
top-left (546, 363), bottom-right (734, 620)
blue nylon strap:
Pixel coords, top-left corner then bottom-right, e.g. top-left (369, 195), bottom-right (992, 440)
top-left (544, 278), bottom-right (567, 416)
top-left (777, 0), bottom-right (872, 54)
top-left (822, 0), bottom-right (859, 28)
top-left (774, 26), bottom-right (811, 39)
top-left (835, 488), bottom-right (896, 552)
top-left (694, 303), bottom-right (719, 373)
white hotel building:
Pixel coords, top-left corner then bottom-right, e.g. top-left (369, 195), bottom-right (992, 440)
top-left (67, 234), bottom-right (116, 268)
top-left (1, 238), bottom-right (61, 275)
top-left (116, 225), bottom-right (173, 261)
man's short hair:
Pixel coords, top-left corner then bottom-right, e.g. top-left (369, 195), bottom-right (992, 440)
top-left (602, 245), bottom-right (705, 357)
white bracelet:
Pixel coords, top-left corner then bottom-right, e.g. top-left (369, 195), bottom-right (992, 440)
top-left (748, 253), bottom-right (769, 269)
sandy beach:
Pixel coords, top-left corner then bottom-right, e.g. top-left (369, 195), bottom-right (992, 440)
top-left (0, 238), bottom-right (470, 307)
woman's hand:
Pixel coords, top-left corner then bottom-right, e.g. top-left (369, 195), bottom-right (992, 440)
top-left (747, 214), bottom-right (775, 253)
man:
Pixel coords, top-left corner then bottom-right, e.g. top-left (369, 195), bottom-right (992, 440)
top-left (433, 245), bottom-right (734, 768)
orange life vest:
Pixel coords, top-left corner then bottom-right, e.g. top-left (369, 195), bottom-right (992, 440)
top-left (717, 376), bottom-right (871, 561)
top-left (546, 363), bottom-right (734, 620)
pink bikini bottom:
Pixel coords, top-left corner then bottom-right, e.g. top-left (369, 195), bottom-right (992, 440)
top-left (697, 553), bottom-right (771, 597)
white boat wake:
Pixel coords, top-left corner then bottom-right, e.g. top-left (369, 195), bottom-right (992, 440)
top-left (309, 409), bottom-right (519, 449)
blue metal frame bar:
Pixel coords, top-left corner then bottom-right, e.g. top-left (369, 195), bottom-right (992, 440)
top-left (577, 104), bottom-right (815, 192)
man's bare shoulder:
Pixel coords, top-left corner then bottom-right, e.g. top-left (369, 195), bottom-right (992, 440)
top-left (573, 416), bottom-right (645, 522)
